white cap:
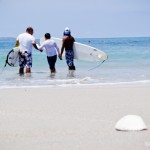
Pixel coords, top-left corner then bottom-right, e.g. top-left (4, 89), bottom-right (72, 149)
top-left (65, 27), bottom-right (70, 32)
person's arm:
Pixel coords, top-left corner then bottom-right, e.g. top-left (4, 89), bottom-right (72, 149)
top-left (33, 41), bottom-right (43, 52)
top-left (61, 38), bottom-right (65, 56)
top-left (15, 35), bottom-right (20, 47)
top-left (33, 42), bottom-right (39, 50)
top-left (54, 42), bottom-right (62, 60)
top-left (32, 36), bottom-right (42, 52)
top-left (15, 40), bottom-right (19, 47)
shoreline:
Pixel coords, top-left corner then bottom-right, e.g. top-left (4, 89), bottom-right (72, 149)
top-left (0, 81), bottom-right (150, 89)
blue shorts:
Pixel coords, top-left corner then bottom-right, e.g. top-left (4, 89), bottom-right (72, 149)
top-left (65, 50), bottom-right (75, 70)
top-left (19, 51), bottom-right (32, 68)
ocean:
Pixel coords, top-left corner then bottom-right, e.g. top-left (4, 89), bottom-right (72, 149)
top-left (0, 37), bottom-right (150, 88)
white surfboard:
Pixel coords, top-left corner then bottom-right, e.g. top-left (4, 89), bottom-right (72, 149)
top-left (5, 47), bottom-right (20, 67)
top-left (40, 37), bottom-right (108, 62)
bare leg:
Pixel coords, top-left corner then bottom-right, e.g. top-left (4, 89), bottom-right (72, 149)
top-left (50, 68), bottom-right (56, 77)
top-left (26, 68), bottom-right (31, 73)
top-left (19, 67), bottom-right (24, 75)
top-left (51, 68), bottom-right (56, 73)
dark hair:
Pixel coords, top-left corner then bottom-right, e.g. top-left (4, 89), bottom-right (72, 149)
top-left (45, 33), bottom-right (51, 39)
top-left (26, 27), bottom-right (33, 35)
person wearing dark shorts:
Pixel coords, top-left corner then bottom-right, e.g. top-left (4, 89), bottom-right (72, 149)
top-left (19, 51), bottom-right (32, 69)
top-left (65, 50), bottom-right (75, 70)
top-left (36, 33), bottom-right (61, 75)
top-left (47, 55), bottom-right (57, 73)
top-left (60, 27), bottom-right (76, 71)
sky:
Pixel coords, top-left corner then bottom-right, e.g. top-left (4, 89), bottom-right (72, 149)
top-left (0, 0), bottom-right (150, 38)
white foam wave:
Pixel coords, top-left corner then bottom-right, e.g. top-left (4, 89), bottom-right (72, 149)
top-left (0, 78), bottom-right (150, 89)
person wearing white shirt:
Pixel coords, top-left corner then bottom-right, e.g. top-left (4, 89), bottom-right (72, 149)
top-left (37, 33), bottom-right (61, 75)
top-left (15, 27), bottom-right (39, 74)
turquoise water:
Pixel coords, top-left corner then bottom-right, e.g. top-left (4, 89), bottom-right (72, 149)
top-left (0, 37), bottom-right (150, 88)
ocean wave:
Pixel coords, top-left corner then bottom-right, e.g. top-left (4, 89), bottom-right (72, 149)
top-left (0, 77), bottom-right (150, 89)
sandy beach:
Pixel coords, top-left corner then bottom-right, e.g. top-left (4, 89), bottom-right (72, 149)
top-left (0, 84), bottom-right (150, 150)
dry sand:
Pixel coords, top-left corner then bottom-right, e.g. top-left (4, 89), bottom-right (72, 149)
top-left (0, 84), bottom-right (150, 150)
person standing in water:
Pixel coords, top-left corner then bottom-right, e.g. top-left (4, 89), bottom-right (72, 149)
top-left (37, 33), bottom-right (61, 75)
top-left (15, 27), bottom-right (39, 75)
top-left (60, 28), bottom-right (76, 74)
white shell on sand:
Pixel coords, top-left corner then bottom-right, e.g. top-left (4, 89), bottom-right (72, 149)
top-left (115, 115), bottom-right (147, 131)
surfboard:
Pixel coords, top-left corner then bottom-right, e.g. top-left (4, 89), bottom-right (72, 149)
top-left (40, 37), bottom-right (108, 62)
top-left (5, 47), bottom-right (20, 67)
